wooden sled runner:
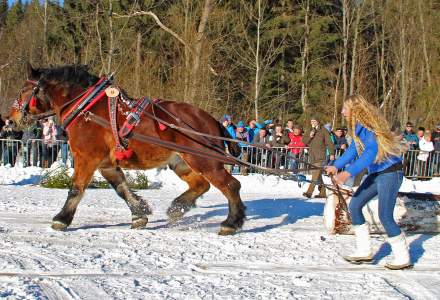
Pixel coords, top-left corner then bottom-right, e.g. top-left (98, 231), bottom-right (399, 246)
top-left (324, 191), bottom-right (440, 234)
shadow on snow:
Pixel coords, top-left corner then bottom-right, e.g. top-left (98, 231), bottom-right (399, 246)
top-left (149, 197), bottom-right (324, 233)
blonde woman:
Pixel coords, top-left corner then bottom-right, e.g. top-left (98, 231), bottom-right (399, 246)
top-left (326, 95), bottom-right (412, 270)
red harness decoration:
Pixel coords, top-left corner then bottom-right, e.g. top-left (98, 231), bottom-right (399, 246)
top-left (29, 95), bottom-right (37, 108)
top-left (59, 77), bottom-right (168, 162)
top-left (114, 147), bottom-right (134, 161)
top-left (61, 77), bottom-right (108, 130)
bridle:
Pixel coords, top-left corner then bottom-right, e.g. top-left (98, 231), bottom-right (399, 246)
top-left (17, 79), bottom-right (89, 122)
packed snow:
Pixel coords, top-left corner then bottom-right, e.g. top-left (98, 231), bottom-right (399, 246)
top-left (0, 165), bottom-right (439, 299)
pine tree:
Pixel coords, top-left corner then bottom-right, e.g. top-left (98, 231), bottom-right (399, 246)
top-left (0, 0), bottom-right (7, 27)
top-left (5, 0), bottom-right (23, 28)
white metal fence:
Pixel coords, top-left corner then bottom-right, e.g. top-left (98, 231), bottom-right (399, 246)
top-left (1, 139), bottom-right (439, 179)
top-left (231, 146), bottom-right (440, 179)
top-left (0, 138), bottom-right (72, 168)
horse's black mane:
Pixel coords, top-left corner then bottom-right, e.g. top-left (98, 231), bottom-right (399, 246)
top-left (38, 65), bottom-right (100, 88)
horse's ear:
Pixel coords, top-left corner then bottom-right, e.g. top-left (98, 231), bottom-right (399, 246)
top-left (26, 62), bottom-right (40, 80)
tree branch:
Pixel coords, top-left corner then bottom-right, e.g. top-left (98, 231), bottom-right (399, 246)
top-left (113, 10), bottom-right (217, 76)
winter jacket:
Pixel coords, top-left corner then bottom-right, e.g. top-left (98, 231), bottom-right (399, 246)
top-left (335, 136), bottom-right (348, 151)
top-left (417, 137), bottom-right (434, 162)
top-left (43, 125), bottom-right (58, 145)
top-left (333, 123), bottom-right (403, 177)
top-left (253, 133), bottom-right (270, 146)
top-left (21, 129), bottom-right (36, 144)
top-left (246, 119), bottom-right (272, 142)
top-left (403, 130), bottom-right (419, 150)
top-left (21, 123), bottom-right (41, 144)
top-left (0, 126), bottom-right (21, 140)
top-left (235, 129), bottom-right (250, 148)
top-left (288, 133), bottom-right (306, 155)
top-left (433, 131), bottom-right (440, 152)
top-left (269, 133), bottom-right (290, 148)
top-left (224, 124), bottom-right (236, 139)
top-left (302, 126), bottom-right (335, 162)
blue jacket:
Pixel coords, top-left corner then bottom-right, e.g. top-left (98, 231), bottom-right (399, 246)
top-left (246, 119), bottom-right (272, 142)
top-left (225, 124), bottom-right (236, 139)
top-left (402, 131), bottom-right (419, 150)
top-left (333, 123), bottom-right (402, 177)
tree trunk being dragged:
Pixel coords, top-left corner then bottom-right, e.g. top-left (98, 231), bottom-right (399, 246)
top-left (324, 192), bottom-right (440, 234)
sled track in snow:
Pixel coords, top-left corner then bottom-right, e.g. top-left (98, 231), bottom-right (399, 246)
top-left (1, 264), bottom-right (440, 279)
top-left (192, 263), bottom-right (440, 274)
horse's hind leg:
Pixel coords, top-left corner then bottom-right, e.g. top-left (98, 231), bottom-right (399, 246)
top-left (51, 157), bottom-right (98, 231)
top-left (99, 167), bottom-right (152, 229)
top-left (166, 156), bottom-right (210, 222)
top-left (181, 155), bottom-right (245, 235)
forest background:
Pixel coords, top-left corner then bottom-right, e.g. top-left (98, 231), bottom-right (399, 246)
top-left (0, 0), bottom-right (439, 129)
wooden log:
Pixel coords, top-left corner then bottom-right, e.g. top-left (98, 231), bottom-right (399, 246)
top-left (323, 191), bottom-right (440, 234)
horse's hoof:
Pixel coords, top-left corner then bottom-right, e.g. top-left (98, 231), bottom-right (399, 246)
top-left (131, 217), bottom-right (148, 229)
top-left (51, 221), bottom-right (68, 231)
top-left (167, 205), bottom-right (187, 223)
top-left (218, 226), bottom-right (237, 236)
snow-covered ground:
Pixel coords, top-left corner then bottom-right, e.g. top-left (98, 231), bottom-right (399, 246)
top-left (0, 166), bottom-right (439, 299)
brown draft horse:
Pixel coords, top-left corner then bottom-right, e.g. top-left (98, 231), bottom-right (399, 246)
top-left (11, 64), bottom-right (245, 235)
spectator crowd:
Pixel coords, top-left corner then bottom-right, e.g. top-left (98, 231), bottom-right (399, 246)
top-left (0, 115), bottom-right (70, 168)
top-left (0, 113), bottom-right (439, 182)
top-left (220, 114), bottom-right (440, 185)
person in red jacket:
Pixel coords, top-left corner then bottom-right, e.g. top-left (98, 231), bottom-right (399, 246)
top-left (287, 124), bottom-right (306, 170)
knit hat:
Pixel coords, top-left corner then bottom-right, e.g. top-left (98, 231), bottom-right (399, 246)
top-left (237, 121), bottom-right (245, 128)
top-left (220, 114), bottom-right (231, 122)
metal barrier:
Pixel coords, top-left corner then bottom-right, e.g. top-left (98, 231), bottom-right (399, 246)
top-left (0, 139), bottom-right (24, 167)
top-left (232, 146), bottom-right (440, 179)
top-left (0, 139), bottom-right (72, 168)
top-left (0, 138), bottom-right (438, 179)
top-left (403, 150), bottom-right (440, 179)
top-left (25, 139), bottom-right (72, 168)
top-left (232, 146), bottom-right (311, 175)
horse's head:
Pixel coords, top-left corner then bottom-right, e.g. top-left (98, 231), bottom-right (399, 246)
top-left (11, 64), bottom-right (53, 125)
top-left (11, 63), bottom-right (99, 125)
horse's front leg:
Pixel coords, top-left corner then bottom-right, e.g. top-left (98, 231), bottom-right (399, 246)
top-left (51, 156), bottom-right (98, 231)
top-left (99, 167), bottom-right (152, 229)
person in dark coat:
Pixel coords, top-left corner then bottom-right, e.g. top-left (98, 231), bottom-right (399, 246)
top-left (302, 116), bottom-right (335, 198)
top-left (1, 120), bottom-right (22, 166)
top-left (334, 127), bottom-right (348, 156)
top-left (402, 122), bottom-right (419, 150)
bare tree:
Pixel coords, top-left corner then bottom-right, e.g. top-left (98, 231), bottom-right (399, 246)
top-left (417, 0), bottom-right (431, 87)
top-left (300, 0), bottom-right (310, 114)
top-left (188, 0), bottom-right (213, 102)
top-left (349, 1), bottom-right (363, 95)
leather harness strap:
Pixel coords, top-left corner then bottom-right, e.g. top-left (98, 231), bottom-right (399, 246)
top-left (61, 77), bottom-right (110, 130)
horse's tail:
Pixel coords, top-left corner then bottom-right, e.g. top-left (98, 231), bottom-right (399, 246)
top-left (218, 122), bottom-right (241, 157)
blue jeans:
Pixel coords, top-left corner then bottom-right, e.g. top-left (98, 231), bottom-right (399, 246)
top-left (349, 170), bottom-right (404, 237)
top-left (61, 143), bottom-right (69, 164)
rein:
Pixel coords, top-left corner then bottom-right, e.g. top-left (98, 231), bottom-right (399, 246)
top-left (142, 99), bottom-right (322, 171)
top-left (83, 110), bottom-right (331, 177)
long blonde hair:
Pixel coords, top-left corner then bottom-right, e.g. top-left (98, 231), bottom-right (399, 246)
top-left (344, 95), bottom-right (405, 162)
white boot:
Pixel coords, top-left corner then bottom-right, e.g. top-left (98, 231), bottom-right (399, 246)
top-left (385, 233), bottom-right (413, 270)
top-left (344, 223), bottom-right (374, 264)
